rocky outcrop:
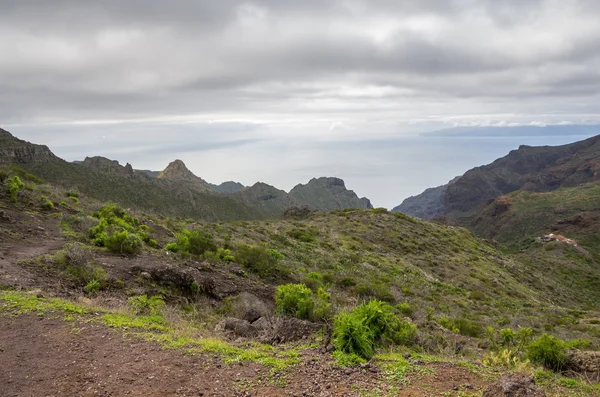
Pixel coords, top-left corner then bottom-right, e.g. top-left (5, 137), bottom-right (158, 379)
top-left (483, 375), bottom-right (546, 397)
top-left (289, 177), bottom-right (372, 211)
top-left (229, 182), bottom-right (301, 217)
top-left (157, 159), bottom-right (212, 192)
top-left (0, 129), bottom-right (57, 164)
top-left (80, 156), bottom-right (134, 176)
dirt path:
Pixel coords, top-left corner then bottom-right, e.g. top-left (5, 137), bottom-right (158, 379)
top-left (0, 314), bottom-right (489, 397)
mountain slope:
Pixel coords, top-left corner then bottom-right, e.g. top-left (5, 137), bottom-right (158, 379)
top-left (0, 129), bottom-right (260, 221)
top-left (156, 159), bottom-right (212, 192)
top-left (393, 177), bottom-right (459, 219)
top-left (289, 177), bottom-right (372, 211)
top-left (393, 134), bottom-right (600, 220)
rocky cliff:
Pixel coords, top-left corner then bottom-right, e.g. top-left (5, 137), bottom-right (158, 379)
top-left (0, 128), bottom-right (57, 164)
top-left (289, 177), bottom-right (372, 211)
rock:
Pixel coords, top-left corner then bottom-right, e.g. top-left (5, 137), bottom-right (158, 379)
top-left (80, 156), bottom-right (134, 176)
top-left (283, 206), bottom-right (313, 218)
top-left (220, 318), bottom-right (259, 338)
top-left (483, 375), bottom-right (546, 397)
top-left (242, 308), bottom-right (262, 323)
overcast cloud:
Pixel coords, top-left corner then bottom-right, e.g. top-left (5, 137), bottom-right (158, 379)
top-left (2, 1), bottom-right (600, 208)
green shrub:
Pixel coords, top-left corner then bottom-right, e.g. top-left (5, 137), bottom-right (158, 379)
top-left (397, 302), bottom-right (413, 318)
top-left (66, 190), bottom-right (80, 199)
top-left (216, 247), bottom-right (235, 262)
top-left (332, 310), bottom-right (376, 359)
top-left (128, 295), bottom-right (165, 316)
top-left (41, 198), bottom-right (54, 211)
top-left (6, 175), bottom-right (24, 202)
top-left (67, 265), bottom-right (107, 288)
top-left (266, 248), bottom-right (284, 262)
top-left (566, 338), bottom-right (593, 350)
top-left (287, 228), bottom-right (316, 243)
top-left (83, 279), bottom-right (101, 295)
top-left (70, 196), bottom-right (79, 203)
top-left (170, 229), bottom-right (216, 255)
top-left (527, 334), bottom-right (569, 371)
top-left (438, 316), bottom-right (483, 337)
top-left (236, 244), bottom-right (284, 276)
top-left (275, 283), bottom-right (314, 320)
top-left (105, 230), bottom-right (143, 255)
top-left (371, 207), bottom-right (388, 214)
top-left (313, 287), bottom-right (333, 321)
top-left (354, 282), bottom-right (395, 303)
top-left (165, 242), bottom-right (179, 252)
top-left (332, 300), bottom-right (417, 359)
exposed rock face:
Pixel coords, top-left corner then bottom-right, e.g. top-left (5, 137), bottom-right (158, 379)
top-left (157, 159), bottom-right (212, 192)
top-left (289, 177), bottom-right (372, 211)
top-left (0, 129), bottom-right (57, 164)
top-left (483, 375), bottom-right (546, 397)
top-left (392, 177), bottom-right (459, 219)
top-left (80, 156), bottom-right (134, 176)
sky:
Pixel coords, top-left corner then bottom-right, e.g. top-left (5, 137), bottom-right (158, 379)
top-left (2, 1), bottom-right (600, 208)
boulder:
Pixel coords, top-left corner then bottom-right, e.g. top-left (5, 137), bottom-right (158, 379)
top-left (483, 375), bottom-right (546, 397)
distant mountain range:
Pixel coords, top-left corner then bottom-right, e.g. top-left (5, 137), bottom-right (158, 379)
top-left (0, 128), bottom-right (371, 221)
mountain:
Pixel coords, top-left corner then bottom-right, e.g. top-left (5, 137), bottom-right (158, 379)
top-left (394, 134), bottom-right (600, 220)
top-left (156, 159), bottom-right (212, 192)
top-left (209, 181), bottom-right (244, 193)
top-left (79, 156), bottom-right (134, 177)
top-left (228, 182), bottom-right (301, 217)
top-left (392, 177), bottom-right (459, 219)
top-left (0, 129), bottom-right (259, 221)
top-left (289, 177), bottom-right (372, 211)
top-left (134, 169), bottom-right (160, 178)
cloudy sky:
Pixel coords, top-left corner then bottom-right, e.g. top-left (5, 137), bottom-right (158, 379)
top-left (2, 1), bottom-right (600, 208)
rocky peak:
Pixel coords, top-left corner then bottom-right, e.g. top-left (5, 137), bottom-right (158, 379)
top-left (157, 159), bottom-right (211, 191)
top-left (80, 156), bottom-right (134, 176)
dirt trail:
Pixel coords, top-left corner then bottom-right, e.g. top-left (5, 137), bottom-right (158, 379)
top-left (0, 315), bottom-right (489, 397)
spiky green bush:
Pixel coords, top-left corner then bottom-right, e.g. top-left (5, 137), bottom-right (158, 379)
top-left (332, 300), bottom-right (417, 359)
top-left (128, 295), bottom-right (165, 316)
top-left (6, 175), bottom-right (24, 202)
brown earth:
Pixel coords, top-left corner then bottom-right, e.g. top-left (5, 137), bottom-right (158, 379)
top-left (0, 314), bottom-right (490, 397)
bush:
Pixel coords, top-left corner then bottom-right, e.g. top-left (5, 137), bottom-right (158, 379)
top-left (275, 283), bottom-right (315, 320)
top-left (105, 230), bottom-right (143, 255)
top-left (128, 295), bottom-right (165, 316)
top-left (216, 247), bottom-right (235, 262)
top-left (397, 302), bottom-right (414, 318)
top-left (313, 287), bottom-right (333, 321)
top-left (66, 190), bottom-right (80, 199)
top-left (41, 197), bottom-right (54, 211)
top-left (84, 279), bottom-right (101, 295)
top-left (332, 300), bottom-right (417, 359)
top-left (527, 334), bottom-right (569, 371)
top-left (236, 244), bottom-right (283, 276)
top-left (438, 316), bottom-right (483, 337)
top-left (6, 175), bottom-right (24, 203)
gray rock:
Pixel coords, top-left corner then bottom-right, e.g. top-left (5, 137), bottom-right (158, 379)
top-left (483, 375), bottom-right (546, 397)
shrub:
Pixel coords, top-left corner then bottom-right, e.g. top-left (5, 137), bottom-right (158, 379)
top-left (41, 198), bottom-right (54, 211)
top-left (527, 334), bottom-right (569, 371)
top-left (332, 300), bottom-right (417, 359)
top-left (236, 244), bottom-right (282, 276)
top-left (128, 295), bottom-right (165, 316)
top-left (438, 316), bottom-right (483, 337)
top-left (332, 350), bottom-right (367, 368)
top-left (216, 247), bottom-right (235, 262)
top-left (482, 349), bottom-right (529, 370)
top-left (105, 230), bottom-right (143, 255)
top-left (83, 279), bottom-right (101, 295)
top-left (397, 302), bottom-right (414, 318)
top-left (66, 190), bottom-right (80, 199)
top-left (67, 265), bottom-right (107, 288)
top-left (313, 287), bottom-right (333, 321)
top-left (165, 242), bottom-right (179, 252)
top-left (354, 282), bottom-right (395, 303)
top-left (275, 283), bottom-right (315, 320)
top-left (6, 175), bottom-right (24, 202)
top-left (371, 207), bottom-right (388, 214)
